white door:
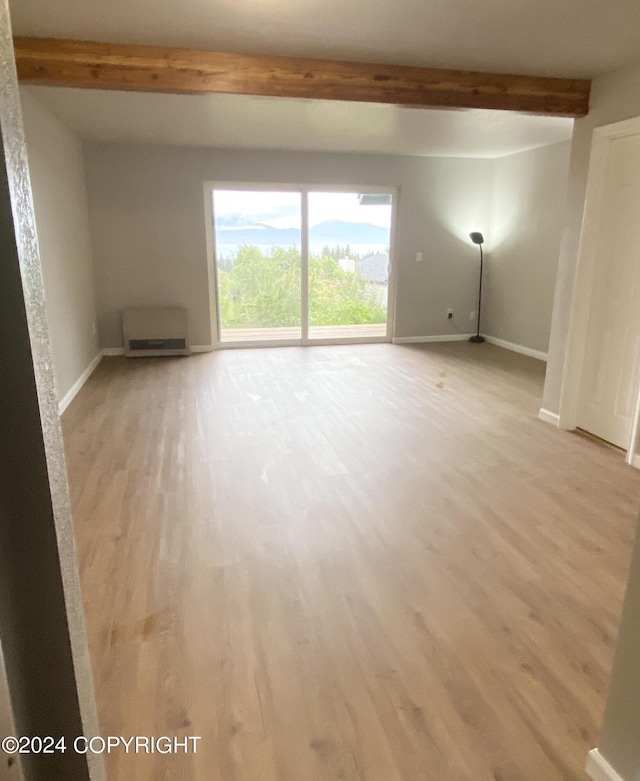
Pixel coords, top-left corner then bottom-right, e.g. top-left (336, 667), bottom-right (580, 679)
top-left (577, 133), bottom-right (640, 448)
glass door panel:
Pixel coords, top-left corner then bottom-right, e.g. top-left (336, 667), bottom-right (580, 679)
top-left (212, 190), bottom-right (302, 343)
top-left (307, 192), bottom-right (392, 340)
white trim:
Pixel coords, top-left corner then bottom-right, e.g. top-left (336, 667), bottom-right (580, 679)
top-left (386, 189), bottom-right (400, 341)
top-left (202, 183), bottom-right (220, 346)
top-left (301, 189), bottom-right (310, 342)
top-left (631, 453), bottom-right (640, 469)
top-left (483, 335), bottom-right (547, 361)
top-left (626, 364), bottom-right (640, 465)
top-left (586, 749), bottom-right (626, 781)
top-left (538, 408), bottom-right (560, 427)
top-left (559, 129), bottom-right (613, 431)
top-left (191, 344), bottom-right (213, 353)
top-left (392, 334), bottom-right (472, 344)
top-left (102, 347), bottom-right (124, 356)
top-left (58, 352), bottom-right (102, 415)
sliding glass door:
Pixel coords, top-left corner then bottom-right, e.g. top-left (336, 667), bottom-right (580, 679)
top-left (209, 186), bottom-right (395, 346)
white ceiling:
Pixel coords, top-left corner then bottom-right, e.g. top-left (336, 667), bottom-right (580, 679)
top-left (24, 86), bottom-right (573, 159)
top-left (17, 0), bottom-right (602, 158)
top-left (10, 0), bottom-right (640, 80)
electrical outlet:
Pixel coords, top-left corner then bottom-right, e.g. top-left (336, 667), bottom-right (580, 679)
top-left (469, 311), bottom-right (477, 321)
top-left (92, 321), bottom-right (98, 335)
top-left (447, 308), bottom-right (454, 319)
top-left (416, 251), bottom-right (423, 262)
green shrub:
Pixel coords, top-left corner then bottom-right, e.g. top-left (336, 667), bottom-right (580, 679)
top-left (218, 244), bottom-right (387, 328)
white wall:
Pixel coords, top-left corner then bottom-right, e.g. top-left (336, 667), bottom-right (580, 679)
top-left (596, 520), bottom-right (640, 781)
top-left (543, 63), bottom-right (640, 414)
top-left (537, 64), bottom-right (640, 781)
top-left (82, 143), bottom-right (496, 347)
top-left (21, 90), bottom-right (99, 407)
top-left (483, 141), bottom-right (571, 354)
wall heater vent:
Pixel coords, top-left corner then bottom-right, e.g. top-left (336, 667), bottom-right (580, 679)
top-left (123, 307), bottom-right (190, 357)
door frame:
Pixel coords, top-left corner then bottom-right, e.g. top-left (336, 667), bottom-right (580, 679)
top-left (203, 181), bottom-right (399, 349)
top-left (558, 115), bottom-right (640, 466)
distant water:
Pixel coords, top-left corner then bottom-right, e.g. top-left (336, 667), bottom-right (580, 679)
top-left (217, 243), bottom-right (388, 259)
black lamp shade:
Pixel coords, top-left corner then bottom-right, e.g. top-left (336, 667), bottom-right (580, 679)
top-left (469, 231), bottom-right (484, 245)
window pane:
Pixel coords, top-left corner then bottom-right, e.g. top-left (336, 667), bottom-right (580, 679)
top-left (213, 190), bottom-right (302, 342)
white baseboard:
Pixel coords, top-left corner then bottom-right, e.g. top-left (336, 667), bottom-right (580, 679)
top-left (58, 352), bottom-right (102, 415)
top-left (392, 334), bottom-right (473, 344)
top-left (483, 335), bottom-right (548, 362)
top-left (101, 345), bottom-right (211, 357)
top-left (631, 454), bottom-right (640, 469)
top-left (538, 408), bottom-right (560, 427)
top-left (586, 749), bottom-right (626, 781)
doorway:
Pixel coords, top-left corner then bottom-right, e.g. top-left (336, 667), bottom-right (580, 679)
top-left (205, 184), bottom-right (397, 346)
top-left (560, 116), bottom-right (640, 465)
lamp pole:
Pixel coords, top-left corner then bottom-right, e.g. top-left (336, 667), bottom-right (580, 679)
top-left (469, 232), bottom-right (485, 343)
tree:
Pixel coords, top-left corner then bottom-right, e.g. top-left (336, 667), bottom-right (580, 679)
top-left (217, 244), bottom-right (387, 328)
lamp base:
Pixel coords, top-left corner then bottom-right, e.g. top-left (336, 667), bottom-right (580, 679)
top-left (469, 335), bottom-right (485, 343)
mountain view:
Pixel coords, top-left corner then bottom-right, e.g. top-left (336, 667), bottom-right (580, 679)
top-left (215, 220), bottom-right (390, 247)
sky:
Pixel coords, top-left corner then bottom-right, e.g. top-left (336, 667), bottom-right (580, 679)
top-left (212, 190), bottom-right (392, 229)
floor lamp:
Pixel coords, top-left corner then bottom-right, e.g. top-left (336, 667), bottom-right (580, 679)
top-left (469, 232), bottom-right (485, 343)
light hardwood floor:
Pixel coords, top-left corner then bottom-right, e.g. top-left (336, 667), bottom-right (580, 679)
top-left (62, 342), bottom-right (640, 781)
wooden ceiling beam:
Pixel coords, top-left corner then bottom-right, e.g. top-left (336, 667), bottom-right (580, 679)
top-left (13, 36), bottom-right (590, 117)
